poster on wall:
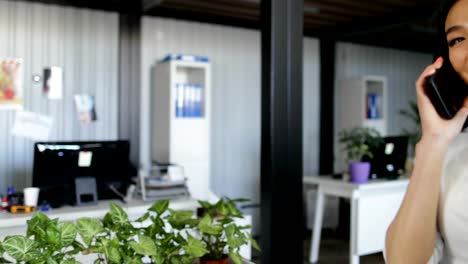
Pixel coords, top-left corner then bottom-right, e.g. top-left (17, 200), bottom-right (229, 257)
top-left (43, 66), bottom-right (63, 100)
top-left (12, 110), bottom-right (53, 141)
top-left (0, 59), bottom-right (23, 110)
top-left (74, 94), bottom-right (97, 123)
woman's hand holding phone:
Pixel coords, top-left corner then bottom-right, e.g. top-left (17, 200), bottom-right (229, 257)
top-left (416, 57), bottom-right (468, 147)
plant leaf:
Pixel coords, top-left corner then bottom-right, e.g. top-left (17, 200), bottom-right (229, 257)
top-left (27, 212), bottom-right (50, 239)
top-left (249, 235), bottom-right (260, 251)
top-left (47, 258), bottom-right (59, 264)
top-left (0, 257), bottom-right (13, 263)
top-left (46, 224), bottom-right (61, 247)
top-left (102, 212), bottom-right (113, 229)
top-left (182, 235), bottom-right (208, 258)
top-left (197, 200), bottom-right (211, 209)
top-left (76, 218), bottom-right (104, 246)
top-left (130, 235), bottom-right (157, 256)
top-left (110, 203), bottom-right (129, 226)
top-left (25, 249), bottom-right (43, 262)
top-left (153, 253), bottom-right (165, 264)
top-left (58, 222), bottom-right (77, 247)
top-left (225, 225), bottom-right (245, 249)
top-left (123, 256), bottom-right (143, 264)
top-left (135, 212), bottom-right (150, 223)
top-left (168, 255), bottom-right (194, 264)
top-left (0, 242), bottom-right (4, 255)
top-left (2, 235), bottom-right (37, 261)
top-left (105, 246), bottom-right (121, 264)
top-left (226, 200), bottom-right (243, 217)
top-left (148, 200), bottom-right (169, 215)
top-left (198, 215), bottom-right (222, 235)
top-left (167, 209), bottom-right (194, 229)
top-left (216, 199), bottom-right (229, 216)
top-left (61, 260), bottom-right (82, 264)
top-left (229, 252), bottom-right (242, 264)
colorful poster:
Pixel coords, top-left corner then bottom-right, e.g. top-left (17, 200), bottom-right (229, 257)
top-left (74, 94), bottom-right (97, 123)
top-left (0, 59), bottom-right (23, 109)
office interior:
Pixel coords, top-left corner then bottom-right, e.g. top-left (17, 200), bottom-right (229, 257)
top-left (0, 0), bottom-right (439, 263)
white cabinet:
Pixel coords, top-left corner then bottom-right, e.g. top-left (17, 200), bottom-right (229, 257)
top-left (335, 75), bottom-right (388, 172)
top-left (151, 60), bottom-right (211, 200)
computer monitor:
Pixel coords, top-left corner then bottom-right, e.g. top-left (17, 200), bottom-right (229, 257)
top-left (33, 140), bottom-right (132, 208)
top-left (365, 136), bottom-right (409, 180)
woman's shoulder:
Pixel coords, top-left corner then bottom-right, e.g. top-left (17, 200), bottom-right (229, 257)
top-left (446, 132), bottom-right (468, 159)
top-left (440, 132), bottom-right (468, 193)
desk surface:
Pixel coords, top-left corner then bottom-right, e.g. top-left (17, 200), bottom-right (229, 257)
top-left (304, 175), bottom-right (409, 191)
top-left (0, 197), bottom-right (199, 229)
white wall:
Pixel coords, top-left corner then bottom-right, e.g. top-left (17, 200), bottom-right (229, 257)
top-left (0, 0), bottom-right (119, 189)
top-left (141, 17), bottom-right (322, 204)
top-left (307, 42), bottom-right (432, 230)
top-left (333, 42), bottom-right (432, 172)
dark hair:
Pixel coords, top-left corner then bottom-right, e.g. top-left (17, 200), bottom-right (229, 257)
top-left (434, 0), bottom-right (458, 59)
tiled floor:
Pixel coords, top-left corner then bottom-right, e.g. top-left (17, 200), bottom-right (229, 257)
top-left (251, 229), bottom-right (386, 264)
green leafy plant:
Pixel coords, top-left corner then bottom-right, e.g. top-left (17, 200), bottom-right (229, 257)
top-left (1, 212), bottom-right (82, 264)
top-left (77, 201), bottom-right (207, 264)
top-left (0, 199), bottom-right (257, 264)
top-left (195, 197), bottom-right (259, 264)
top-left (338, 126), bottom-right (383, 162)
top-left (399, 100), bottom-right (421, 156)
top-left (130, 200), bottom-right (207, 264)
top-left (77, 202), bottom-right (138, 264)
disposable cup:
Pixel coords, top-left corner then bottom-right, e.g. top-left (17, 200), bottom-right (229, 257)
top-left (23, 187), bottom-right (40, 207)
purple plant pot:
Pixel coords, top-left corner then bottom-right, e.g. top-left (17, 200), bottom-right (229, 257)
top-left (349, 162), bottom-right (371, 184)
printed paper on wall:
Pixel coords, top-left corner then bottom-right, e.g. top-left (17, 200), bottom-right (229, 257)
top-left (0, 59), bottom-right (23, 110)
top-left (74, 94), bottom-right (97, 123)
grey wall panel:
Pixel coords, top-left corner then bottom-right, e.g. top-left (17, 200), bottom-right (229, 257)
top-left (0, 0), bottom-right (119, 190)
top-left (333, 42), bottom-right (432, 171)
top-left (335, 42), bottom-right (431, 135)
top-left (141, 17), bottom-right (262, 201)
top-left (141, 17), bottom-right (321, 201)
top-left (303, 38), bottom-right (320, 175)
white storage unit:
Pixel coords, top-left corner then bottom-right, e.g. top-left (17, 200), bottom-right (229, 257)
top-left (335, 75), bottom-right (388, 172)
top-left (151, 60), bottom-right (211, 200)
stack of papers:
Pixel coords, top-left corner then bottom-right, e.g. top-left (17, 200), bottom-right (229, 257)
top-left (138, 176), bottom-right (190, 201)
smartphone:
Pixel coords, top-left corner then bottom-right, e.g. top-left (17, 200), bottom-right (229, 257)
top-left (424, 62), bottom-right (468, 129)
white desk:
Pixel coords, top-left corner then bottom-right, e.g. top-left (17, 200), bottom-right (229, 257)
top-left (304, 175), bottom-right (409, 264)
top-left (0, 197), bottom-right (199, 237)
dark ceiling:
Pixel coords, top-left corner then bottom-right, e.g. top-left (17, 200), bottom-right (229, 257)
top-left (19, 0), bottom-right (441, 53)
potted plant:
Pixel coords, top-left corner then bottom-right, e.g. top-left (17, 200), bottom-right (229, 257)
top-left (0, 201), bottom-right (208, 264)
top-left (194, 197), bottom-right (259, 264)
top-left (0, 199), bottom-right (258, 264)
top-left (338, 126), bottom-right (383, 183)
top-left (1, 212), bottom-right (82, 263)
top-left (77, 201), bottom-right (207, 264)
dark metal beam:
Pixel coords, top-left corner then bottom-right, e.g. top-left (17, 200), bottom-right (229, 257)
top-left (337, 5), bottom-right (436, 38)
top-left (142, 0), bottom-right (163, 13)
top-left (119, 13), bottom-right (141, 166)
top-left (145, 6), bottom-right (259, 30)
top-left (319, 38), bottom-right (335, 175)
top-left (260, 0), bottom-right (304, 263)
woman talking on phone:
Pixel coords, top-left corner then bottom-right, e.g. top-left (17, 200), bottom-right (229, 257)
top-left (385, 0), bottom-right (468, 263)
